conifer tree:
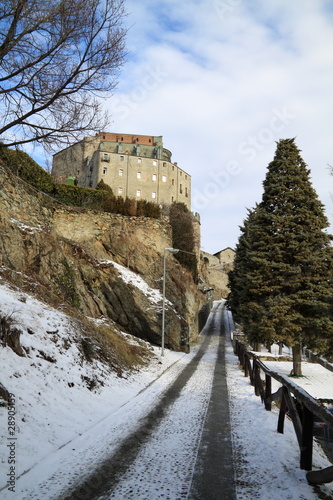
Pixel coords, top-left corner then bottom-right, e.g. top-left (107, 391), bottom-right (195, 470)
top-left (229, 139), bottom-right (333, 375)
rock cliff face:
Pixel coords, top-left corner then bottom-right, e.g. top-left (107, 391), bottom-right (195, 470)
top-left (0, 162), bottom-right (205, 350)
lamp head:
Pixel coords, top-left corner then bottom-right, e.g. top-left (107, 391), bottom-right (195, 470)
top-left (165, 247), bottom-right (180, 254)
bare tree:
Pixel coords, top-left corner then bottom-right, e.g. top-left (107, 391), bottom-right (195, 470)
top-left (0, 0), bottom-right (127, 150)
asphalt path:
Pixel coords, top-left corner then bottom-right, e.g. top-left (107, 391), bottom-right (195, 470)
top-left (60, 302), bottom-right (236, 500)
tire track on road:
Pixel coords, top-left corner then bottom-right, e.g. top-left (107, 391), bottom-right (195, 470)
top-left (60, 304), bottom-right (223, 500)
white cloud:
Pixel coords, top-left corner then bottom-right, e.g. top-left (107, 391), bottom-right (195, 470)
top-left (106, 0), bottom-right (333, 253)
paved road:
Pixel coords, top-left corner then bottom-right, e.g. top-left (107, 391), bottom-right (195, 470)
top-left (61, 302), bottom-right (236, 500)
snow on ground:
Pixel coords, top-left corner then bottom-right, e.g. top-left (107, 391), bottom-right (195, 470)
top-left (263, 361), bottom-right (333, 401)
top-left (105, 333), bottom-right (219, 500)
top-left (224, 308), bottom-right (333, 500)
top-left (0, 285), bottom-right (333, 499)
top-left (102, 260), bottom-right (164, 305)
top-left (0, 281), bottom-right (187, 497)
top-left (226, 343), bottom-right (333, 500)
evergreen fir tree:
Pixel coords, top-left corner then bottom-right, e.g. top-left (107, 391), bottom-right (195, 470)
top-left (229, 138), bottom-right (333, 375)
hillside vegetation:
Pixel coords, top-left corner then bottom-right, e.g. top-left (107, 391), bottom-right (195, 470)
top-left (0, 146), bottom-right (161, 218)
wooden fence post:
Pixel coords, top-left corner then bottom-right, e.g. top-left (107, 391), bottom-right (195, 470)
top-left (277, 388), bottom-right (287, 434)
top-left (244, 352), bottom-right (249, 377)
top-left (300, 405), bottom-right (314, 471)
top-left (254, 360), bottom-right (261, 397)
top-left (265, 374), bottom-right (272, 411)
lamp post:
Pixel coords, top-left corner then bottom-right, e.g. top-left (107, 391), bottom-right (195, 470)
top-left (161, 247), bottom-right (179, 356)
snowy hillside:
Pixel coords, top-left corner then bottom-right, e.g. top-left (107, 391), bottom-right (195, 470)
top-left (0, 279), bottom-right (185, 487)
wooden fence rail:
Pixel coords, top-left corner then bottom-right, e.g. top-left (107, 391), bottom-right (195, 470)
top-left (234, 339), bottom-right (333, 474)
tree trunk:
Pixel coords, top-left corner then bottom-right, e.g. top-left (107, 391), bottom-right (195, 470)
top-left (292, 343), bottom-right (302, 376)
top-left (279, 342), bottom-right (283, 355)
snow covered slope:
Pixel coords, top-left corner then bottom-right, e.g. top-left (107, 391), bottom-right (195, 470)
top-left (0, 281), bottom-right (186, 491)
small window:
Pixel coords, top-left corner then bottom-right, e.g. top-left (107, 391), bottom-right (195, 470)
top-left (180, 184), bottom-right (183, 194)
top-left (185, 174), bottom-right (187, 180)
top-left (152, 192), bottom-right (156, 199)
top-left (162, 175), bottom-right (166, 183)
top-left (153, 160), bottom-right (157, 166)
top-left (118, 187), bottom-right (123, 195)
top-left (180, 171), bottom-right (182, 176)
top-left (120, 155), bottom-right (124, 161)
top-left (172, 179), bottom-right (174, 186)
top-left (136, 189), bottom-right (141, 197)
top-left (163, 162), bottom-right (166, 167)
top-left (103, 167), bottom-right (107, 175)
top-left (102, 153), bottom-right (109, 162)
top-left (137, 172), bottom-right (141, 179)
top-left (119, 169), bottom-right (123, 176)
top-left (185, 187), bottom-right (188, 197)
top-left (138, 158), bottom-right (142, 163)
top-left (152, 174), bottom-right (157, 181)
top-left (172, 165), bottom-right (175, 171)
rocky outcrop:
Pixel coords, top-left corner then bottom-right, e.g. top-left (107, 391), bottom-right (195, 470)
top-left (199, 250), bottom-right (234, 299)
top-left (0, 162), bottom-right (205, 350)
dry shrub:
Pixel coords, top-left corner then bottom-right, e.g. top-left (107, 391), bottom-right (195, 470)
top-left (77, 318), bottom-right (152, 377)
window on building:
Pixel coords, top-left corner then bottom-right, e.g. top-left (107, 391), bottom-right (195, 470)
top-left (119, 169), bottom-right (123, 176)
top-left (172, 165), bottom-right (175, 171)
top-left (180, 184), bottom-right (183, 194)
top-left (185, 174), bottom-right (188, 180)
top-left (103, 167), bottom-right (107, 175)
top-left (102, 153), bottom-right (109, 162)
top-left (152, 174), bottom-right (157, 181)
top-left (185, 187), bottom-right (188, 197)
top-left (118, 187), bottom-right (123, 195)
top-left (162, 175), bottom-right (166, 183)
top-left (152, 192), bottom-right (156, 199)
top-left (136, 189), bottom-right (141, 197)
top-left (138, 158), bottom-right (142, 163)
top-left (163, 162), bottom-right (166, 167)
top-left (180, 171), bottom-right (182, 176)
top-left (137, 172), bottom-right (141, 179)
top-left (153, 160), bottom-right (157, 166)
top-left (171, 196), bottom-right (174, 203)
top-left (120, 155), bottom-right (124, 161)
top-left (172, 179), bottom-right (174, 186)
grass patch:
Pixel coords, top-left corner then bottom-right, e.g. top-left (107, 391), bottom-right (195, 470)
top-left (75, 317), bottom-right (154, 378)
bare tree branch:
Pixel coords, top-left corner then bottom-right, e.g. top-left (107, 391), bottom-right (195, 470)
top-left (0, 0), bottom-right (127, 150)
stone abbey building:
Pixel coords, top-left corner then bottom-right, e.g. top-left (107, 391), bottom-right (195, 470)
top-left (52, 133), bottom-right (191, 209)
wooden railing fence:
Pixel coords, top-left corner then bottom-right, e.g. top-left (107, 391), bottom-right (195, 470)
top-left (234, 339), bottom-right (333, 473)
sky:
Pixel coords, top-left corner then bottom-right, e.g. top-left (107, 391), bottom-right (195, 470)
top-left (104, 0), bottom-right (333, 254)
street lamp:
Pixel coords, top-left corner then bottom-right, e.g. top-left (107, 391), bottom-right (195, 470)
top-left (161, 247), bottom-right (179, 356)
